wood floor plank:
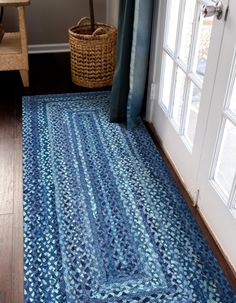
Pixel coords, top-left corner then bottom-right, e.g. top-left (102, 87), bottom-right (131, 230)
top-left (0, 115), bottom-right (14, 215)
top-left (0, 214), bottom-right (13, 303)
top-left (11, 136), bottom-right (24, 303)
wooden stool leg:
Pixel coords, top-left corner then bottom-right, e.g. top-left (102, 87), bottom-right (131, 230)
top-left (20, 69), bottom-right (29, 87)
top-left (18, 7), bottom-right (29, 87)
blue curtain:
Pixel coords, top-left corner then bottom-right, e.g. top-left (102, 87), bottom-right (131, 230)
top-left (110, 0), bottom-right (154, 128)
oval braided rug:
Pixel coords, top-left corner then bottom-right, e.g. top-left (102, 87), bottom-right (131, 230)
top-left (22, 91), bottom-right (236, 303)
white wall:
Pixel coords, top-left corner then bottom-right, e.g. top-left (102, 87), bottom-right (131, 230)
top-left (3, 0), bottom-right (107, 45)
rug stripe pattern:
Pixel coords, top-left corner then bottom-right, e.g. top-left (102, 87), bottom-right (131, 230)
top-left (23, 91), bottom-right (236, 303)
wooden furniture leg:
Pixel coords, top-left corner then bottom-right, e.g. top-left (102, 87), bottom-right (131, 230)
top-left (18, 6), bottom-right (29, 87)
top-left (20, 69), bottom-right (29, 87)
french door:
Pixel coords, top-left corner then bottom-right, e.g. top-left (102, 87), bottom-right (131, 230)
top-left (147, 0), bottom-right (236, 270)
top-left (147, 0), bottom-right (229, 198)
top-left (197, 0), bottom-right (236, 269)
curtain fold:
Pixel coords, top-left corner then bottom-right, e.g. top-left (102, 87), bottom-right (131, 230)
top-left (110, 0), bottom-right (154, 128)
top-left (110, 0), bottom-right (135, 123)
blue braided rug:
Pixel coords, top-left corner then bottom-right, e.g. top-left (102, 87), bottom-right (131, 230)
top-left (22, 91), bottom-right (236, 303)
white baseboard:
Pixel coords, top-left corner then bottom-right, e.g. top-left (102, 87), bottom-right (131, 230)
top-left (28, 43), bottom-right (70, 54)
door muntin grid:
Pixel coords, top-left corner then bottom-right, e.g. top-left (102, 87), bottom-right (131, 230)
top-left (159, 0), bottom-right (214, 150)
top-left (210, 49), bottom-right (236, 212)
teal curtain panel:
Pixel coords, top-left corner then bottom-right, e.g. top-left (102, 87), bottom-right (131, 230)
top-left (110, 0), bottom-right (154, 128)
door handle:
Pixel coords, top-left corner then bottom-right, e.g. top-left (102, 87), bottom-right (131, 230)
top-left (201, 1), bottom-right (224, 20)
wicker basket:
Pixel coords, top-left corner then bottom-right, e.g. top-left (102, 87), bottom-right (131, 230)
top-left (69, 17), bottom-right (117, 88)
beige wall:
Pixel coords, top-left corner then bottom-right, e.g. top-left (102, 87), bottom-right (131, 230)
top-left (3, 0), bottom-right (107, 45)
top-left (107, 0), bottom-right (119, 27)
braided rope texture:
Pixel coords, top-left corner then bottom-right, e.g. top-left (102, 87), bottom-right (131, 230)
top-left (22, 91), bottom-right (236, 303)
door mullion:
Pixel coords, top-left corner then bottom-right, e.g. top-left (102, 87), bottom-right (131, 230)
top-left (163, 0), bottom-right (172, 49)
top-left (179, 78), bottom-right (191, 135)
top-left (188, 2), bottom-right (201, 74)
top-left (209, 117), bottom-right (226, 181)
top-left (175, 0), bottom-right (186, 60)
top-left (223, 110), bottom-right (236, 127)
top-left (168, 63), bottom-right (178, 117)
top-left (169, 0), bottom-right (185, 116)
top-left (179, 1), bottom-right (201, 138)
top-left (188, 72), bottom-right (202, 90)
top-left (163, 45), bottom-right (175, 60)
top-left (158, 51), bottom-right (166, 110)
top-left (228, 173), bottom-right (236, 210)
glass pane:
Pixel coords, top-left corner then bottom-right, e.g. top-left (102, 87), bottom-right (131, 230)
top-left (161, 53), bottom-right (174, 109)
top-left (179, 0), bottom-right (196, 65)
top-left (164, 0), bottom-right (180, 52)
top-left (233, 199), bottom-right (236, 210)
top-left (184, 83), bottom-right (201, 145)
top-left (214, 120), bottom-right (236, 197)
top-left (229, 74), bottom-right (236, 115)
top-left (194, 16), bottom-right (213, 80)
top-left (172, 68), bottom-right (186, 128)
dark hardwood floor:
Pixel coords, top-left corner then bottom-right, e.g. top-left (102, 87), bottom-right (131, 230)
top-left (0, 52), bottom-right (235, 303)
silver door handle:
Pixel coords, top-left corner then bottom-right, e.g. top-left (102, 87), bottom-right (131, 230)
top-left (201, 1), bottom-right (223, 20)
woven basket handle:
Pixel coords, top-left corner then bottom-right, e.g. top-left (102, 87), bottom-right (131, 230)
top-left (76, 17), bottom-right (106, 36)
top-left (77, 17), bottom-right (91, 27)
top-left (92, 27), bottom-right (106, 36)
